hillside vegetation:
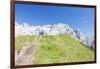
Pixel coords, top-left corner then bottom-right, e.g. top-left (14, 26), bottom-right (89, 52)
top-left (15, 34), bottom-right (94, 64)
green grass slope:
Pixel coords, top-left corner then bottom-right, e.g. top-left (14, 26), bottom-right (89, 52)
top-left (15, 34), bottom-right (94, 64)
top-left (15, 35), bottom-right (35, 51)
top-left (33, 34), bottom-right (94, 64)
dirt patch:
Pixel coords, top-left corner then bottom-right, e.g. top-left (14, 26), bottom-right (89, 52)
top-left (15, 37), bottom-right (40, 65)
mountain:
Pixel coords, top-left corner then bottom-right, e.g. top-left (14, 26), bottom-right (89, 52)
top-left (15, 22), bottom-right (94, 50)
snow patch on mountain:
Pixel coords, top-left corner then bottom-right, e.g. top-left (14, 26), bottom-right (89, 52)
top-left (15, 22), bottom-right (94, 50)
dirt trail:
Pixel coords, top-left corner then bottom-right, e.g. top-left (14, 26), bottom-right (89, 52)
top-left (15, 37), bottom-right (40, 65)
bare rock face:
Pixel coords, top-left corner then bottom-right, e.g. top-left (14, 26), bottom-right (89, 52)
top-left (88, 37), bottom-right (95, 50)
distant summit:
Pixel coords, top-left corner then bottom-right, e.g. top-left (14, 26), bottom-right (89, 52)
top-left (15, 22), bottom-right (94, 50)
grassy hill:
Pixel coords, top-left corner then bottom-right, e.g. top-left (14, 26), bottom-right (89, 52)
top-left (15, 34), bottom-right (94, 64)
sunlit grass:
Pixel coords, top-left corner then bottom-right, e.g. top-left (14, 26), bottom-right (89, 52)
top-left (15, 35), bottom-right (34, 51)
top-left (33, 34), bottom-right (94, 64)
top-left (15, 34), bottom-right (94, 64)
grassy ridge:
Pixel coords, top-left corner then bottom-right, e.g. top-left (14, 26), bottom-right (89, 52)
top-left (15, 34), bottom-right (94, 64)
top-left (33, 35), bottom-right (94, 64)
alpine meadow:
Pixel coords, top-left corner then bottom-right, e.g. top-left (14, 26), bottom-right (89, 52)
top-left (15, 3), bottom-right (95, 65)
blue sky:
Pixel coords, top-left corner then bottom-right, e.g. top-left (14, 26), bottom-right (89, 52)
top-left (15, 4), bottom-right (95, 38)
